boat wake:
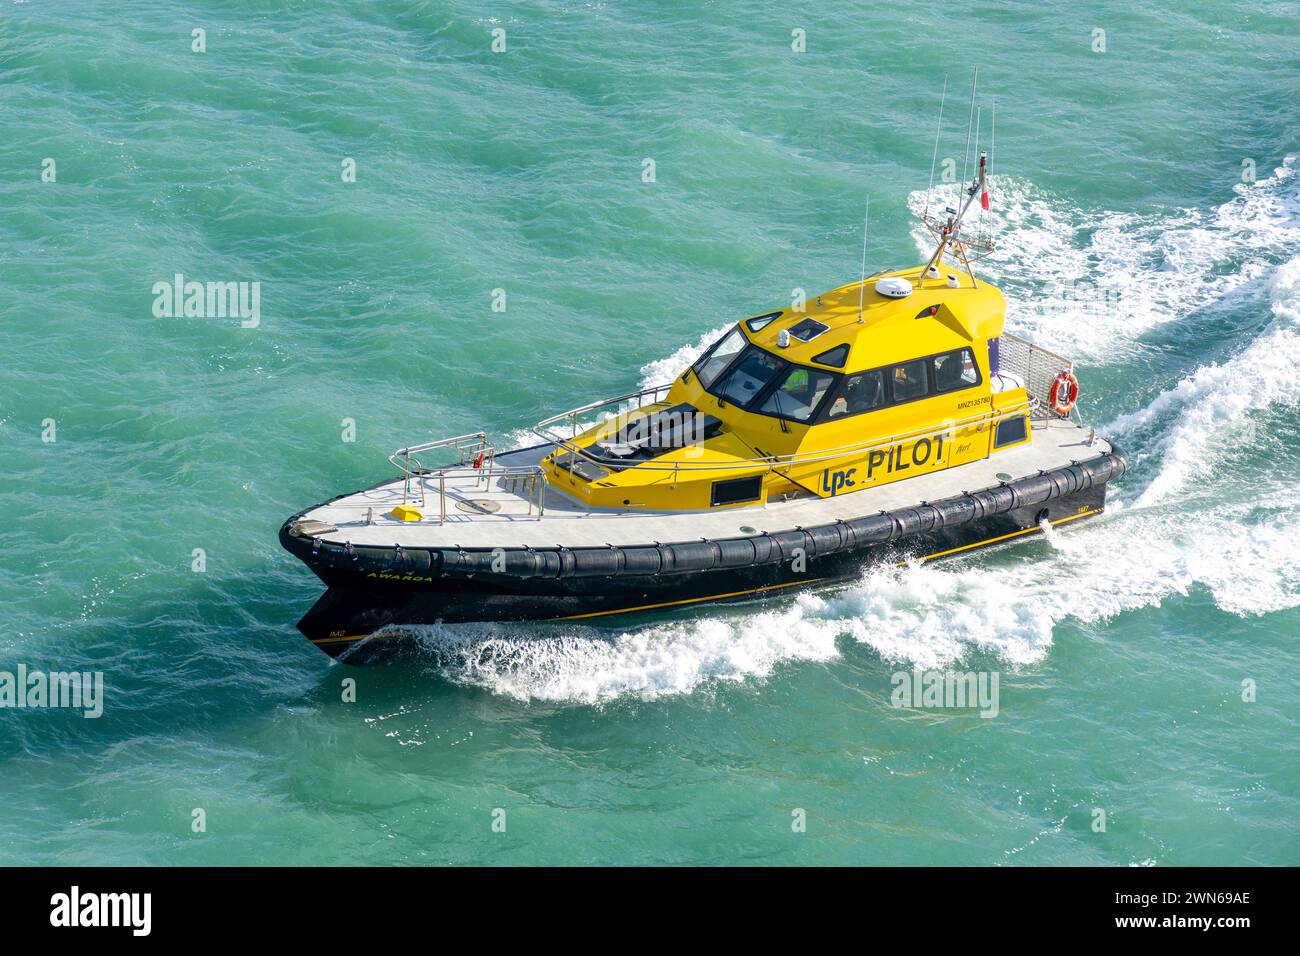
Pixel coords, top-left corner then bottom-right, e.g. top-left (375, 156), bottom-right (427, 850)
top-left (398, 489), bottom-right (1297, 705)
top-left (404, 166), bottom-right (1300, 705)
top-left (907, 156), bottom-right (1299, 359)
top-left (1106, 253), bottom-right (1300, 507)
top-left (637, 322), bottom-right (734, 391)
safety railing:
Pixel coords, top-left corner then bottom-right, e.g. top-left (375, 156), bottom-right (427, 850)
top-left (1000, 333), bottom-right (1073, 418)
top-left (533, 389), bottom-right (1035, 479)
top-left (389, 432), bottom-right (544, 524)
top-left (533, 383), bottom-right (675, 444)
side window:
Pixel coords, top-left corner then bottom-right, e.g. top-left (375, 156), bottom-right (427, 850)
top-left (933, 348), bottom-right (979, 392)
top-left (825, 369), bottom-right (884, 419)
top-left (889, 359), bottom-right (929, 403)
top-left (693, 328), bottom-right (745, 388)
top-left (759, 366), bottom-right (837, 422)
top-left (994, 414), bottom-right (1028, 448)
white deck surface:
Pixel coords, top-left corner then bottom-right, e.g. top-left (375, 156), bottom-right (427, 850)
top-left (300, 418), bottom-right (1109, 549)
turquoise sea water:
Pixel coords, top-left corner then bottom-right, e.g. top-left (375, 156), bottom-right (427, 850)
top-left (1, 0), bottom-right (1297, 865)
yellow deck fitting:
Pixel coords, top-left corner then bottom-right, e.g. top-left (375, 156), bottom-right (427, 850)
top-left (388, 504), bottom-right (423, 522)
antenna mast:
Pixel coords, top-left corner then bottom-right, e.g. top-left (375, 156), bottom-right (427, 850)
top-left (920, 69), bottom-right (995, 288)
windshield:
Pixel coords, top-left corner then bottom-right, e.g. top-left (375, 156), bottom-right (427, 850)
top-left (759, 366), bottom-right (836, 422)
top-left (692, 327), bottom-right (842, 422)
top-left (714, 345), bottom-right (786, 406)
top-left (693, 328), bottom-right (746, 388)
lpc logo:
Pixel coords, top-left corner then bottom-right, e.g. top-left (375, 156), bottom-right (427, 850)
top-left (49, 886), bottom-right (151, 937)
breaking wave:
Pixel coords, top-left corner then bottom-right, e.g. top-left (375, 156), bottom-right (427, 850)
top-left (1106, 253), bottom-right (1300, 506)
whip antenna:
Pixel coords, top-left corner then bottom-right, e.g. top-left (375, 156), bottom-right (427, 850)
top-left (973, 106), bottom-right (982, 226)
top-left (920, 69), bottom-right (996, 287)
top-left (923, 75), bottom-right (949, 223)
top-left (960, 67), bottom-right (978, 186)
top-left (984, 100), bottom-right (996, 244)
top-left (990, 99), bottom-right (997, 201)
top-left (857, 196), bottom-right (869, 321)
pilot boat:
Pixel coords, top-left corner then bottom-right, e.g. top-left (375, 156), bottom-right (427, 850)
top-left (280, 150), bottom-right (1125, 660)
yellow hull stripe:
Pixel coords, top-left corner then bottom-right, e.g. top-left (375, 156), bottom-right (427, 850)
top-left (905, 507), bottom-right (1101, 564)
top-left (313, 632), bottom-right (375, 645)
top-left (309, 508), bottom-right (1103, 643)
top-left (549, 578), bottom-right (826, 621)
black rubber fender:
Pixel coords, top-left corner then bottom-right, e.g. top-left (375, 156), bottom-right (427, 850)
top-left (301, 448), bottom-right (1128, 582)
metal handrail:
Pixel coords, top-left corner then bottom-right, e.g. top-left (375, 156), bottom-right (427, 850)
top-left (388, 432), bottom-right (544, 523)
top-left (534, 384), bottom-right (674, 439)
top-left (1000, 332), bottom-right (1074, 418)
top-left (392, 431), bottom-right (489, 460)
top-left (534, 393), bottom-right (1035, 475)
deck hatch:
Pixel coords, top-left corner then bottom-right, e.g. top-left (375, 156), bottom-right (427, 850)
top-left (555, 456), bottom-right (611, 482)
top-left (787, 318), bottom-right (830, 342)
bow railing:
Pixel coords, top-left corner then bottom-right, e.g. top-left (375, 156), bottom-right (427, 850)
top-left (389, 432), bottom-right (544, 524)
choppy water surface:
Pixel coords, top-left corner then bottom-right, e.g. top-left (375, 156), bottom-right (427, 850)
top-left (0, 1), bottom-right (1296, 865)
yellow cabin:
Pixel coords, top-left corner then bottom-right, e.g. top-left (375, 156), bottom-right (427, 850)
top-left (541, 263), bottom-right (1033, 511)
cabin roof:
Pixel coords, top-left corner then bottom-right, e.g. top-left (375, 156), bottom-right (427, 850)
top-left (744, 266), bottom-right (1007, 372)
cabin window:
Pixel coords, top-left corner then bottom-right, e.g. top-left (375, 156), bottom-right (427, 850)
top-left (994, 414), bottom-right (1029, 448)
top-left (758, 366), bottom-right (836, 422)
top-left (889, 359), bottom-right (929, 403)
top-left (812, 343), bottom-right (849, 368)
top-left (745, 311), bottom-right (782, 333)
top-left (933, 348), bottom-right (980, 392)
top-left (714, 346), bottom-right (786, 406)
top-left (711, 475), bottom-right (763, 507)
top-left (824, 369), bottom-right (885, 419)
top-left (693, 327), bottom-right (746, 388)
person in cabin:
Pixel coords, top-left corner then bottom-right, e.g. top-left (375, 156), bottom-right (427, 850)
top-left (827, 370), bottom-right (885, 419)
top-left (893, 361), bottom-right (927, 401)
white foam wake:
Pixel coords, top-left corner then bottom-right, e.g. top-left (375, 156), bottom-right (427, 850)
top-left (908, 156), bottom-right (1299, 358)
top-left (404, 605), bottom-right (843, 705)
top-left (637, 323), bottom-right (732, 390)
top-left (1105, 254), bottom-right (1300, 506)
top-left (400, 492), bottom-right (1296, 704)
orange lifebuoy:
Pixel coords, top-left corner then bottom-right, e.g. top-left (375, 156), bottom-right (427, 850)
top-left (472, 451), bottom-right (485, 469)
top-left (1049, 370), bottom-right (1079, 417)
